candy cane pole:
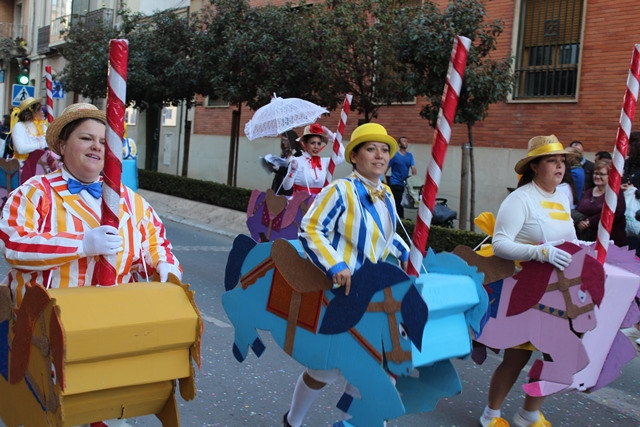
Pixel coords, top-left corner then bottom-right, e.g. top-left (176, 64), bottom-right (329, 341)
top-left (96, 39), bottom-right (128, 286)
top-left (44, 66), bottom-right (53, 123)
top-left (596, 44), bottom-right (640, 264)
top-left (407, 36), bottom-right (471, 277)
top-left (324, 94), bottom-right (352, 186)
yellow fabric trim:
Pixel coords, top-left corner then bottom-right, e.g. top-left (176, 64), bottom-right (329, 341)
top-left (540, 201), bottom-right (564, 210)
top-left (549, 212), bottom-right (570, 221)
top-left (527, 142), bottom-right (564, 157)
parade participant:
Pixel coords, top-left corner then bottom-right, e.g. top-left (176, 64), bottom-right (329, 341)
top-left (11, 97), bottom-right (49, 184)
top-left (480, 135), bottom-right (577, 427)
top-left (574, 159), bottom-right (627, 246)
top-left (0, 103), bottom-right (181, 306)
top-left (271, 130), bottom-right (298, 195)
top-left (284, 122), bottom-right (408, 427)
top-left (282, 123), bottom-right (344, 194)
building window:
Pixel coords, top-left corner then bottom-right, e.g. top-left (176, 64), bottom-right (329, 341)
top-left (205, 96), bottom-right (229, 108)
top-left (513, 0), bottom-right (584, 100)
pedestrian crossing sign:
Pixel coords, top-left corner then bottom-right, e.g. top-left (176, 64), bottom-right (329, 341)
top-left (11, 84), bottom-right (35, 106)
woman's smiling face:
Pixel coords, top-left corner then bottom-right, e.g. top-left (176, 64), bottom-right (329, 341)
top-left (60, 119), bottom-right (106, 183)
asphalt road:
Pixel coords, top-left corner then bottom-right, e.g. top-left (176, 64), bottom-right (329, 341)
top-left (1, 218), bottom-right (639, 426)
top-left (133, 220), bottom-right (640, 427)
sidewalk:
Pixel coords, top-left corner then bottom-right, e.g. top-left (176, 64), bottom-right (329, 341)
top-left (138, 189), bottom-right (247, 237)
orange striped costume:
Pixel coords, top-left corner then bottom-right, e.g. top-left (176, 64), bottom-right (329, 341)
top-left (0, 170), bottom-right (180, 306)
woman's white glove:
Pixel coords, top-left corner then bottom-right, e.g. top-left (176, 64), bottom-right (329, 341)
top-left (322, 125), bottom-right (336, 142)
top-left (534, 243), bottom-right (572, 270)
top-left (82, 225), bottom-right (123, 256)
top-left (157, 261), bottom-right (182, 282)
top-left (290, 158), bottom-right (299, 171)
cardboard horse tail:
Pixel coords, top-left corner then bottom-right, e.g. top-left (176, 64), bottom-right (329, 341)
top-left (0, 276), bottom-right (203, 427)
top-left (223, 235), bottom-right (488, 425)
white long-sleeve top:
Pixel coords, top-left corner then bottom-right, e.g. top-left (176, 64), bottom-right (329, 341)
top-left (492, 181), bottom-right (577, 261)
top-left (12, 120), bottom-right (47, 156)
top-left (282, 146), bottom-right (345, 193)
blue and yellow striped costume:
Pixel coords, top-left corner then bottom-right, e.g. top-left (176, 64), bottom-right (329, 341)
top-left (299, 174), bottom-right (409, 279)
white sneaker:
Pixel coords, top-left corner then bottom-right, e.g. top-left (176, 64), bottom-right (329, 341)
top-left (513, 411), bottom-right (551, 427)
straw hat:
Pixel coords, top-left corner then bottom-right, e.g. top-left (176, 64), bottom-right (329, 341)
top-left (514, 134), bottom-right (573, 174)
top-left (46, 103), bottom-right (106, 155)
top-left (297, 123), bottom-right (326, 143)
top-left (17, 97), bottom-right (41, 114)
top-left (345, 123), bottom-right (398, 164)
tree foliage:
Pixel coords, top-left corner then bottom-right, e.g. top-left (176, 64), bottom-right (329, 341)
top-left (400, 0), bottom-right (513, 127)
top-left (317, 0), bottom-right (416, 122)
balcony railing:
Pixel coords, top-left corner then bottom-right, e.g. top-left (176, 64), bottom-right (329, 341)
top-left (50, 15), bottom-right (70, 46)
top-left (0, 22), bottom-right (27, 41)
top-left (84, 8), bottom-right (114, 29)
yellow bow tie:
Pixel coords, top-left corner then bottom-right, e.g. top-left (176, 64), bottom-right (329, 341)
top-left (368, 187), bottom-right (386, 202)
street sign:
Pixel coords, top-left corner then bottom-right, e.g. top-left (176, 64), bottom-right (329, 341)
top-left (52, 81), bottom-right (65, 99)
top-left (11, 84), bottom-right (35, 106)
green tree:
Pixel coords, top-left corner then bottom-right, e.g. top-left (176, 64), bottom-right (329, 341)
top-left (318, 0), bottom-right (417, 123)
top-left (196, 0), bottom-right (339, 185)
top-left (60, 8), bottom-right (205, 172)
top-left (400, 0), bottom-right (513, 229)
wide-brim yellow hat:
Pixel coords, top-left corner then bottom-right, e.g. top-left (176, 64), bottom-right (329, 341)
top-left (18, 97), bottom-right (41, 114)
top-left (345, 123), bottom-right (398, 165)
top-left (46, 103), bottom-right (106, 155)
top-left (514, 134), bottom-right (573, 175)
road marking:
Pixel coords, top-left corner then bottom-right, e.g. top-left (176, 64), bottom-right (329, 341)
top-left (202, 313), bottom-right (231, 328)
top-left (583, 386), bottom-right (640, 420)
top-left (172, 245), bottom-right (231, 252)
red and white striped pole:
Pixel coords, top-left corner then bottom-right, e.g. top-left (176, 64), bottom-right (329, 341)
top-left (44, 66), bottom-right (53, 123)
top-left (407, 35), bottom-right (471, 277)
top-left (96, 39), bottom-right (128, 286)
top-left (596, 44), bottom-right (640, 264)
top-left (324, 94), bottom-right (352, 186)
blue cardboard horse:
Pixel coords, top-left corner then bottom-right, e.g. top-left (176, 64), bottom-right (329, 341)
top-left (223, 235), bottom-right (487, 425)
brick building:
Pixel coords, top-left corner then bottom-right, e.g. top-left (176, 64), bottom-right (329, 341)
top-left (191, 0), bottom-right (640, 225)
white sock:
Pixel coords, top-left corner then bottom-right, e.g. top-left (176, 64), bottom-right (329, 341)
top-left (287, 373), bottom-right (322, 427)
top-left (480, 406), bottom-right (501, 427)
top-left (518, 407), bottom-right (540, 422)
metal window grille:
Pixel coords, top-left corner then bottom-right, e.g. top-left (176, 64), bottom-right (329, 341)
top-left (513, 0), bottom-right (584, 99)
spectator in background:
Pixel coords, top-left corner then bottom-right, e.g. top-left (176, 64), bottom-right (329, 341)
top-left (569, 140), bottom-right (594, 191)
top-left (622, 132), bottom-right (640, 190)
top-left (386, 136), bottom-right (416, 219)
top-left (566, 146), bottom-right (585, 201)
top-left (595, 151), bottom-right (612, 162)
top-left (574, 159), bottom-right (627, 246)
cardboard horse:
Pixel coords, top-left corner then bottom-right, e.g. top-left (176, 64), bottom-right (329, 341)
top-left (223, 235), bottom-right (488, 425)
top-left (0, 276), bottom-right (203, 427)
top-left (245, 189), bottom-right (314, 242)
top-left (455, 242), bottom-right (640, 397)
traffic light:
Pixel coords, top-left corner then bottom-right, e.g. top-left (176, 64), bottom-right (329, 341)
top-left (17, 58), bottom-right (30, 85)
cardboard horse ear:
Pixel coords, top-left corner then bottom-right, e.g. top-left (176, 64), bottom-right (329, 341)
top-left (0, 281), bottom-right (202, 427)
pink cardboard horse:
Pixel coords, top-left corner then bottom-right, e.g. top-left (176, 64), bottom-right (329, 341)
top-left (472, 242), bottom-right (607, 396)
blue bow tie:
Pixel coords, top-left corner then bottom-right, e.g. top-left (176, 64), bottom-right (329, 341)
top-left (67, 178), bottom-right (102, 199)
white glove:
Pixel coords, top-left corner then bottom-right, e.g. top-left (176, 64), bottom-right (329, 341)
top-left (535, 244), bottom-right (572, 270)
top-left (82, 225), bottom-right (123, 256)
top-left (290, 159), bottom-right (299, 171)
top-left (157, 261), bottom-right (182, 282)
top-left (322, 125), bottom-right (336, 142)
